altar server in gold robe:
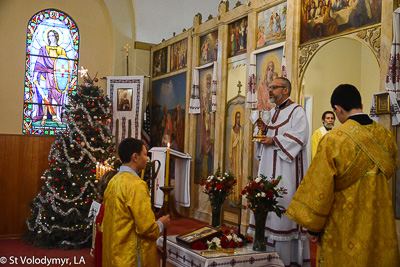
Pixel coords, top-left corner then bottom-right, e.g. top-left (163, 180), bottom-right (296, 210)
top-left (286, 84), bottom-right (400, 266)
top-left (102, 138), bottom-right (171, 266)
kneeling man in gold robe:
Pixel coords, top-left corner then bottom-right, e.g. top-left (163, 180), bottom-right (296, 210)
top-left (102, 138), bottom-right (170, 266)
top-left (286, 84), bottom-right (400, 266)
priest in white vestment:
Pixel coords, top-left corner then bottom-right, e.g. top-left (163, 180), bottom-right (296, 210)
top-left (248, 77), bottom-right (311, 266)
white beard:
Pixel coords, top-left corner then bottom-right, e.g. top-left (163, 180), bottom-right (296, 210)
top-left (324, 122), bottom-right (334, 130)
top-left (268, 95), bottom-right (281, 104)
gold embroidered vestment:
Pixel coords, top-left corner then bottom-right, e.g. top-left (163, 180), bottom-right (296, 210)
top-left (286, 119), bottom-right (400, 266)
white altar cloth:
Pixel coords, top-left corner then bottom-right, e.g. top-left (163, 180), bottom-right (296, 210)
top-left (149, 147), bottom-right (192, 208)
top-left (157, 235), bottom-right (284, 267)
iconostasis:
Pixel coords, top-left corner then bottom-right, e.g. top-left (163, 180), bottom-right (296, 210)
top-left (149, 0), bottom-right (396, 227)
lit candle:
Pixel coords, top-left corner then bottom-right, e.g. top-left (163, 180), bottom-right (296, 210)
top-left (165, 143), bottom-right (170, 187)
top-left (96, 162), bottom-right (99, 179)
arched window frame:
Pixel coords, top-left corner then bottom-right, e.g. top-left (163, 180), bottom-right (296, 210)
top-left (23, 9), bottom-right (79, 135)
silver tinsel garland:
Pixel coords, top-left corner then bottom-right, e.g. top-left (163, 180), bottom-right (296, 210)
top-left (45, 179), bottom-right (96, 203)
top-left (27, 88), bottom-right (113, 247)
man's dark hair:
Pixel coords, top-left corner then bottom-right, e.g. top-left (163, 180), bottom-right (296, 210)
top-left (274, 77), bottom-right (292, 95)
top-left (330, 84), bottom-right (362, 111)
top-left (322, 111), bottom-right (335, 121)
top-left (118, 138), bottom-right (145, 163)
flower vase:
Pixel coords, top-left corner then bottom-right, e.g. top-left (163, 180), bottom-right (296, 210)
top-left (253, 211), bottom-right (268, 251)
top-left (211, 202), bottom-right (222, 228)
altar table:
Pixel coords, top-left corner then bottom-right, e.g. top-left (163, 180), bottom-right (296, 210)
top-left (156, 235), bottom-right (284, 267)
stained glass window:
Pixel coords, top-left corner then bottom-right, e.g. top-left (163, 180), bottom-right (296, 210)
top-left (23, 9), bottom-right (79, 135)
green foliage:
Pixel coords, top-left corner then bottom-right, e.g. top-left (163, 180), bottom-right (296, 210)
top-left (241, 175), bottom-right (287, 217)
top-left (24, 74), bottom-right (120, 249)
top-left (200, 166), bottom-right (237, 205)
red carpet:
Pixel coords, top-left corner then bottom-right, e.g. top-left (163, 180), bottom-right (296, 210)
top-left (0, 238), bottom-right (93, 266)
top-left (0, 218), bottom-right (316, 267)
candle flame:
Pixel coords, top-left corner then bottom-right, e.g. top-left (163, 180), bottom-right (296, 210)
top-left (168, 143), bottom-right (170, 148)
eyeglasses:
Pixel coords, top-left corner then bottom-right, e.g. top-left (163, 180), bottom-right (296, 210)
top-left (268, 85), bottom-right (286, 90)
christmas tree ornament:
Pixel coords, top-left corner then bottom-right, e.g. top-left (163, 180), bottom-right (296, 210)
top-left (25, 71), bottom-right (121, 249)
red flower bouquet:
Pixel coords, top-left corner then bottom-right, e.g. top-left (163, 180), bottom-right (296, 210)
top-left (207, 230), bottom-right (244, 250)
top-left (241, 175), bottom-right (287, 251)
top-left (200, 167), bottom-right (237, 227)
top-left (241, 175), bottom-right (286, 216)
top-left (191, 240), bottom-right (207, 250)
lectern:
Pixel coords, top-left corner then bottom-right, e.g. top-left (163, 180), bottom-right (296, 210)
top-left (149, 147), bottom-right (192, 217)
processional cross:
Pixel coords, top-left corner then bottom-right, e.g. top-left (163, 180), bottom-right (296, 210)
top-left (124, 44), bottom-right (131, 76)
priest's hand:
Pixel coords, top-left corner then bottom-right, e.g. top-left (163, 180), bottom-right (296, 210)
top-left (259, 137), bottom-right (274, 146)
top-left (158, 214), bottom-right (171, 229)
top-left (307, 233), bottom-right (319, 243)
top-left (156, 245), bottom-right (167, 258)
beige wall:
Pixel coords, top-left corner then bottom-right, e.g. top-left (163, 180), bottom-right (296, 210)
top-left (227, 64), bottom-right (247, 102)
top-left (304, 38), bottom-right (379, 133)
top-left (0, 0), bottom-right (116, 134)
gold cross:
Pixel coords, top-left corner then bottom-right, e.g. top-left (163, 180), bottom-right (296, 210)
top-left (124, 44), bottom-right (131, 56)
top-left (237, 81), bottom-right (242, 95)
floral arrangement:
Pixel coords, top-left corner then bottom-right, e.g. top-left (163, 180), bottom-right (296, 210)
top-left (207, 230), bottom-right (244, 249)
top-left (200, 166), bottom-right (237, 205)
top-left (241, 175), bottom-right (287, 217)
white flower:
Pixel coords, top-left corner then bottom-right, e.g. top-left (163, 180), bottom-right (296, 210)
top-left (237, 237), bottom-right (242, 242)
top-left (255, 177), bottom-right (262, 183)
top-left (226, 235), bottom-right (232, 241)
top-left (232, 234), bottom-right (238, 242)
top-left (211, 237), bottom-right (221, 245)
top-left (261, 192), bottom-right (266, 197)
top-left (207, 241), bottom-right (212, 246)
top-left (256, 193), bottom-right (261, 197)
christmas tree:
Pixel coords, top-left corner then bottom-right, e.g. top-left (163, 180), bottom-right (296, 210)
top-left (24, 71), bottom-right (120, 249)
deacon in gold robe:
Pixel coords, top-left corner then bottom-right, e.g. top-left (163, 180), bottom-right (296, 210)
top-left (102, 138), bottom-right (170, 267)
top-left (286, 84), bottom-right (400, 266)
top-left (310, 111), bottom-right (335, 159)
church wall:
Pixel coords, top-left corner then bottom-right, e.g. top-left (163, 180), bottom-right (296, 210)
top-left (0, 135), bottom-right (55, 238)
top-left (305, 39), bottom-right (362, 133)
top-left (0, 0), bottom-right (117, 237)
top-left (0, 0), bottom-right (114, 134)
top-left (360, 43), bottom-right (380, 117)
top-left (305, 38), bottom-right (379, 133)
